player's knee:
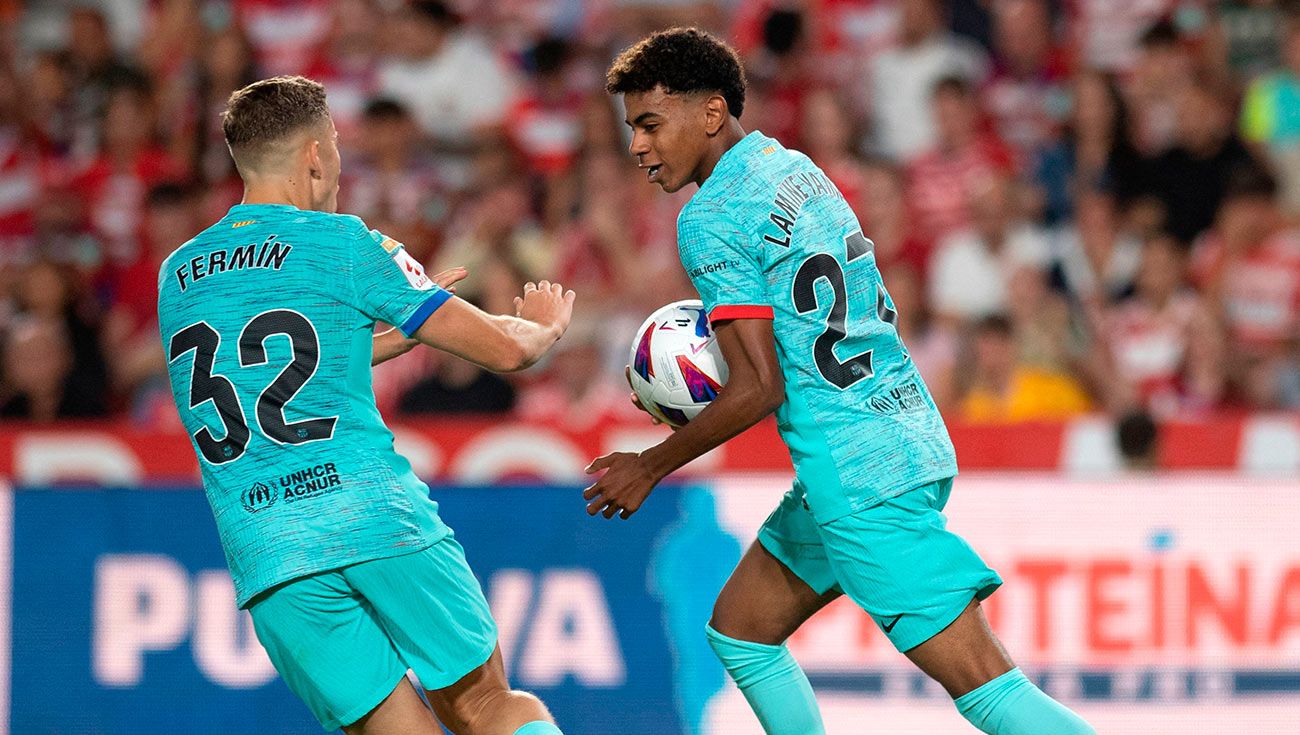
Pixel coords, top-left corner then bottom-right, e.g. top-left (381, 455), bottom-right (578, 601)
top-left (709, 603), bottom-right (782, 646)
top-left (440, 687), bottom-right (542, 734)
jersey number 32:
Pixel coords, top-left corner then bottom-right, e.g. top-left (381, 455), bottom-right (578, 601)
top-left (168, 310), bottom-right (337, 465)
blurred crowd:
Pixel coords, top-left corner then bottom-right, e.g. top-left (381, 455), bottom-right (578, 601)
top-left (0, 0), bottom-right (1298, 431)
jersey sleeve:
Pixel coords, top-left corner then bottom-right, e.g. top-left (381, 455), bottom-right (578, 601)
top-left (677, 204), bottom-right (772, 322)
top-left (348, 225), bottom-right (453, 336)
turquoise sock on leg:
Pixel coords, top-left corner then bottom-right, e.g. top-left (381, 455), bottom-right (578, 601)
top-left (511, 722), bottom-right (563, 735)
top-left (704, 624), bottom-right (826, 735)
top-left (955, 668), bottom-right (1095, 735)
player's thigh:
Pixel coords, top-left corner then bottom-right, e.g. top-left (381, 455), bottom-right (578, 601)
top-left (344, 535), bottom-right (499, 691)
top-left (343, 677), bottom-right (440, 735)
top-left (248, 571), bottom-right (412, 732)
top-left (712, 488), bottom-right (842, 644)
top-left (817, 477), bottom-right (1003, 655)
top-left (904, 598), bottom-right (1014, 698)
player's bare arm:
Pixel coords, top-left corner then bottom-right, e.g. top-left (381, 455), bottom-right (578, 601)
top-left (413, 280), bottom-right (576, 372)
top-left (583, 317), bottom-right (781, 519)
top-left (371, 266), bottom-right (469, 366)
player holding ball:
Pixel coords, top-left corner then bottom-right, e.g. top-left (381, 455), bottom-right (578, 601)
top-left (584, 27), bottom-right (1095, 735)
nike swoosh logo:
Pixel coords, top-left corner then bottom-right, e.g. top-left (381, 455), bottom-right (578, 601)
top-left (689, 338), bottom-right (715, 355)
top-left (881, 615), bottom-right (902, 633)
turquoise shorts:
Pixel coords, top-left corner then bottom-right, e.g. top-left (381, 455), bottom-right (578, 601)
top-left (758, 477), bottom-right (1002, 652)
top-left (248, 536), bottom-right (498, 731)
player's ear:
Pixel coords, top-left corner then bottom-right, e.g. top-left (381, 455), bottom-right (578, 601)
top-left (704, 94), bottom-right (727, 136)
top-left (307, 138), bottom-right (323, 180)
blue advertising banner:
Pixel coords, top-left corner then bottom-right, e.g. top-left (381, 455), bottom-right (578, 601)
top-left (9, 485), bottom-right (741, 735)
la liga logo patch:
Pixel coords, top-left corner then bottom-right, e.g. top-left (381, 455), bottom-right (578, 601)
top-left (391, 246), bottom-right (433, 290)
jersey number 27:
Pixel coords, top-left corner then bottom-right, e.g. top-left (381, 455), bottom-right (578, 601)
top-left (792, 231), bottom-right (898, 390)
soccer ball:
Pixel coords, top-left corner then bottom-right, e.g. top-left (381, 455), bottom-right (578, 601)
top-left (627, 299), bottom-right (729, 428)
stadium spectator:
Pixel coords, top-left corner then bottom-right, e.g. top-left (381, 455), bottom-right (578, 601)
top-left (928, 175), bottom-right (1052, 325)
top-left (1123, 19), bottom-right (1197, 158)
top-left (398, 352), bottom-right (518, 415)
top-left (1031, 69), bottom-right (1139, 225)
top-left (234, 0), bottom-right (334, 77)
top-left (1239, 2), bottom-right (1300, 216)
top-left (102, 182), bottom-right (199, 425)
top-left (739, 7), bottom-right (813, 147)
top-left (1192, 166), bottom-right (1300, 406)
top-left (1069, 0), bottom-right (1204, 73)
top-left (377, 0), bottom-right (517, 153)
top-left (63, 6), bottom-right (147, 161)
top-left (1123, 82), bottom-right (1258, 244)
top-left (70, 78), bottom-right (185, 268)
top-left (301, 0), bottom-right (384, 140)
top-left (170, 22), bottom-right (259, 209)
top-left (731, 0), bottom-right (902, 101)
top-left (907, 75), bottom-right (1015, 248)
top-left (983, 0), bottom-right (1071, 165)
top-left (956, 313), bottom-right (1092, 421)
top-left (1049, 190), bottom-right (1144, 310)
top-left (340, 98), bottom-right (450, 257)
top-left (517, 327), bottom-right (640, 431)
top-left (4, 259), bottom-right (109, 419)
top-left (799, 88), bottom-right (868, 214)
top-left (507, 37), bottom-right (587, 178)
top-left (1005, 263), bottom-right (1078, 379)
top-left (435, 180), bottom-right (554, 316)
top-left (26, 50), bottom-right (77, 157)
top-left (1115, 409), bottom-right (1160, 468)
top-left (858, 159), bottom-right (931, 278)
top-left (868, 0), bottom-right (989, 161)
top-left (0, 317), bottom-right (89, 421)
top-left (0, 64), bottom-right (40, 256)
top-left (1104, 234), bottom-right (1225, 415)
top-left (1207, 0), bottom-right (1287, 83)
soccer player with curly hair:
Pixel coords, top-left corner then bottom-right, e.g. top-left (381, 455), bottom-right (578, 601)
top-left (586, 28), bottom-right (1094, 735)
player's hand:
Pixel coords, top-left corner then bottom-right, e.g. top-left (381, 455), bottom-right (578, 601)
top-left (432, 266), bottom-right (468, 293)
top-left (624, 365), bottom-right (663, 426)
top-left (514, 280), bottom-right (576, 337)
top-left (583, 452), bottom-right (660, 520)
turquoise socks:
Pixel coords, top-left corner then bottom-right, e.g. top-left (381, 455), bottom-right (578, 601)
top-left (955, 668), bottom-right (1095, 734)
top-left (704, 624), bottom-right (826, 735)
top-left (511, 722), bottom-right (563, 735)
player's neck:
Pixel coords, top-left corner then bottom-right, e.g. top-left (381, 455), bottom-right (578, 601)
top-left (241, 176), bottom-right (316, 211)
top-left (693, 119), bottom-right (748, 187)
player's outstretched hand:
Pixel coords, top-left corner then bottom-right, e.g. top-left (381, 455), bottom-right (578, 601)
top-left (624, 365), bottom-right (663, 425)
top-left (514, 280), bottom-right (576, 337)
top-left (432, 266), bottom-right (468, 293)
top-left (583, 452), bottom-right (660, 520)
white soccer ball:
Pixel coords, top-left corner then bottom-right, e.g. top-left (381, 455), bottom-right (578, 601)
top-left (628, 299), bottom-right (729, 428)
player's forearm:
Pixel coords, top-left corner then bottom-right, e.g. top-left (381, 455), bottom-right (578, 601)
top-left (489, 315), bottom-right (562, 372)
top-left (640, 380), bottom-right (781, 479)
top-left (372, 328), bottom-right (418, 366)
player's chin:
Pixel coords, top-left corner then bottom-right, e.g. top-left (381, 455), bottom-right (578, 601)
top-left (658, 177), bottom-right (685, 193)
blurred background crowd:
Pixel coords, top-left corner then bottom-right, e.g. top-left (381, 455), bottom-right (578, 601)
top-left (0, 0), bottom-right (1297, 431)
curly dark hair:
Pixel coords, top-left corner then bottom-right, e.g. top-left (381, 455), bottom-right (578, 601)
top-left (606, 27), bottom-right (747, 118)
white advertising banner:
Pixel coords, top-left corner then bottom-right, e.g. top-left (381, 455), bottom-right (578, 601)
top-left (709, 474), bottom-right (1300, 734)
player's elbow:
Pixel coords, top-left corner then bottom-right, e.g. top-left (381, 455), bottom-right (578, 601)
top-left (486, 340), bottom-right (531, 373)
top-left (753, 369), bottom-right (785, 415)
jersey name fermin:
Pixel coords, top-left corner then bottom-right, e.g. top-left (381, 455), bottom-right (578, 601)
top-left (159, 203), bottom-right (452, 606)
top-left (678, 132), bottom-right (957, 523)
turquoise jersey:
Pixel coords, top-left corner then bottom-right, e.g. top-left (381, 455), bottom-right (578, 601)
top-left (678, 132), bottom-right (958, 524)
top-left (158, 203), bottom-right (453, 607)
